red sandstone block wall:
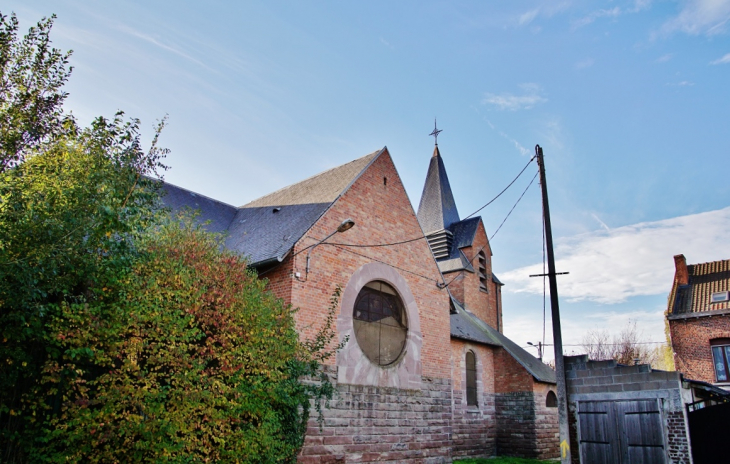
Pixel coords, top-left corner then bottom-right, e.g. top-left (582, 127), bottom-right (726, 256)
top-left (669, 315), bottom-right (730, 384)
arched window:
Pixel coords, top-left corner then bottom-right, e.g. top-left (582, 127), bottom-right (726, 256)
top-left (466, 351), bottom-right (477, 406)
top-left (546, 390), bottom-right (558, 408)
top-left (711, 338), bottom-right (730, 382)
top-left (353, 281), bottom-right (408, 366)
top-left (478, 251), bottom-right (488, 292)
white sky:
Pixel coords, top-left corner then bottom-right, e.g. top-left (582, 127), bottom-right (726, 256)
top-left (6, 0), bottom-right (730, 360)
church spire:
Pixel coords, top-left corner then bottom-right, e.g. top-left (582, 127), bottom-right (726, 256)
top-left (417, 123), bottom-right (460, 235)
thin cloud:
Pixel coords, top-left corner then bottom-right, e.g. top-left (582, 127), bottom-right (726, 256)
top-left (482, 83), bottom-right (547, 111)
top-left (572, 1), bottom-right (651, 29)
top-left (115, 24), bottom-right (216, 73)
top-left (660, 0), bottom-right (730, 36)
top-left (484, 119), bottom-right (530, 156)
top-left (666, 80), bottom-right (695, 86)
top-left (710, 52), bottom-right (730, 64)
top-left (655, 53), bottom-right (673, 63)
top-left (519, 9), bottom-right (540, 26)
top-left (573, 7), bottom-right (622, 29)
top-left (501, 206), bottom-right (730, 304)
top-left (575, 58), bottom-right (595, 69)
top-left (591, 213), bottom-right (610, 231)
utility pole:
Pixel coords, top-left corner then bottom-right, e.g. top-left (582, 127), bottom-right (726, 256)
top-left (536, 145), bottom-right (571, 464)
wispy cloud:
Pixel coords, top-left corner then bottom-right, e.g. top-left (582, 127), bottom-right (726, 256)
top-left (114, 24), bottom-right (216, 73)
top-left (660, 0), bottom-right (730, 36)
top-left (710, 52), bottom-right (730, 64)
top-left (380, 37), bottom-right (393, 48)
top-left (655, 53), bottom-right (673, 63)
top-left (485, 119), bottom-right (530, 156)
top-left (482, 83), bottom-right (547, 111)
top-left (501, 207), bottom-right (730, 304)
top-left (666, 80), bottom-right (695, 86)
top-left (575, 58), bottom-right (595, 69)
top-left (519, 9), bottom-right (540, 26)
top-left (573, 1), bottom-right (652, 29)
top-left (573, 7), bottom-right (622, 29)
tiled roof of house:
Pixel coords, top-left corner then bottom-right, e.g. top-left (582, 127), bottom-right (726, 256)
top-left (450, 296), bottom-right (556, 384)
top-left (417, 145), bottom-right (460, 235)
top-left (160, 148), bottom-right (383, 267)
top-left (668, 257), bottom-right (730, 317)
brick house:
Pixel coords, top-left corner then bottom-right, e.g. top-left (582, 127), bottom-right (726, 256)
top-left (161, 143), bottom-right (559, 462)
top-left (667, 255), bottom-right (730, 391)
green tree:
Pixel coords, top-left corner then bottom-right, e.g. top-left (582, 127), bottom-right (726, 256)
top-left (40, 216), bottom-right (339, 463)
top-left (1, 11), bottom-right (339, 463)
top-left (0, 113), bottom-right (168, 462)
top-left (0, 12), bottom-right (75, 172)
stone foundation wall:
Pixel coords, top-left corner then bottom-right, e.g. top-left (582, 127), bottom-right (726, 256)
top-left (300, 376), bottom-right (453, 464)
top-left (495, 392), bottom-right (536, 458)
top-left (451, 389), bottom-right (496, 459)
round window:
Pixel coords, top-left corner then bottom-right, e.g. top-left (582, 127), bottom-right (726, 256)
top-left (353, 281), bottom-right (408, 366)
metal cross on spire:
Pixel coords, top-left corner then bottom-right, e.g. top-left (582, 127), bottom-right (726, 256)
top-left (429, 119), bottom-right (442, 146)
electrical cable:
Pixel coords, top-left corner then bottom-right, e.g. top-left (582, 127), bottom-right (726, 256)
top-left (463, 154), bottom-right (536, 220)
top-left (489, 170), bottom-right (539, 241)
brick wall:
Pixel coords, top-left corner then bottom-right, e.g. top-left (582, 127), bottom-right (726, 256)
top-left (494, 348), bottom-right (533, 393)
top-left (532, 382), bottom-right (560, 460)
top-left (669, 313), bottom-right (730, 384)
top-left (447, 221), bottom-right (502, 331)
top-left (450, 340), bottom-right (496, 459)
top-left (284, 149), bottom-right (452, 379)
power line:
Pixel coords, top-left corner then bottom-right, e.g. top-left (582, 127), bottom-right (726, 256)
top-left (464, 154), bottom-right (536, 220)
top-left (524, 341), bottom-right (669, 348)
top-left (489, 170), bottom-right (539, 241)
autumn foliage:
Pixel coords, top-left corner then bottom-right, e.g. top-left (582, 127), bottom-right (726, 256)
top-left (40, 217), bottom-right (331, 463)
top-left (1, 11), bottom-right (336, 463)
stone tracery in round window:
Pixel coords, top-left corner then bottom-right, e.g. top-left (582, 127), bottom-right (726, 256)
top-left (353, 281), bottom-right (408, 366)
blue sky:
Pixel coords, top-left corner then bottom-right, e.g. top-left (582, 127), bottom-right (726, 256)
top-left (8, 1), bottom-right (730, 359)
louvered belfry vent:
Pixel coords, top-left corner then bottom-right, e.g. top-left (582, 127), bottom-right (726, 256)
top-left (426, 229), bottom-right (453, 260)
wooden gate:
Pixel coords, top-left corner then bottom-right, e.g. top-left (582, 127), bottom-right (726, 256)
top-left (578, 399), bottom-right (666, 464)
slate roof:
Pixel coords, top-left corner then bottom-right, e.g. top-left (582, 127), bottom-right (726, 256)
top-left (160, 182), bottom-right (238, 234)
top-left (417, 145), bottom-right (460, 235)
top-left (432, 217), bottom-right (484, 274)
top-left (450, 296), bottom-right (556, 384)
top-left (668, 258), bottom-right (730, 317)
top-left (160, 149), bottom-right (382, 267)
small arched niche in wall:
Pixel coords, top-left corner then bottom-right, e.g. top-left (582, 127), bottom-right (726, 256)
top-left (546, 390), bottom-right (558, 408)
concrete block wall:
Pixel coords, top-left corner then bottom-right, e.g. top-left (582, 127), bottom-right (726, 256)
top-left (565, 355), bottom-right (691, 464)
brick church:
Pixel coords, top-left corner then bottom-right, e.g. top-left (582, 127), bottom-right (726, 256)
top-left (161, 139), bottom-right (559, 462)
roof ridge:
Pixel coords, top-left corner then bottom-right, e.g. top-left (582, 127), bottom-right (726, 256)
top-left (240, 148), bottom-right (383, 208)
top-left (160, 178), bottom-right (239, 209)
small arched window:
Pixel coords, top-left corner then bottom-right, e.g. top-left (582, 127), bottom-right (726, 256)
top-left (546, 390), bottom-right (558, 408)
top-left (478, 251), bottom-right (488, 292)
top-left (466, 351), bottom-right (477, 406)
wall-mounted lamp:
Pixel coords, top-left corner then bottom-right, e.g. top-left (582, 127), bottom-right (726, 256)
top-left (305, 218), bottom-right (355, 278)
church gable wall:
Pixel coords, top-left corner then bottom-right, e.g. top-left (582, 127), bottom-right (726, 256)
top-left (287, 148), bottom-right (451, 379)
top-left (288, 150), bottom-right (455, 462)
